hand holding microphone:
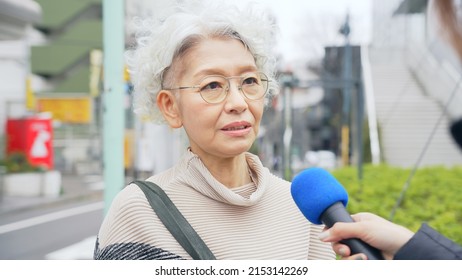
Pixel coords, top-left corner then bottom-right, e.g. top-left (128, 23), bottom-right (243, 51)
top-left (318, 212), bottom-right (414, 260)
top-left (291, 167), bottom-right (399, 260)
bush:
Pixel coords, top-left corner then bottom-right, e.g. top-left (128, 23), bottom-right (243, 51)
top-left (331, 164), bottom-right (462, 245)
top-left (0, 152), bottom-right (43, 173)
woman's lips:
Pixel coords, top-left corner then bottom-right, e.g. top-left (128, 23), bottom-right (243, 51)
top-left (221, 121), bottom-right (252, 136)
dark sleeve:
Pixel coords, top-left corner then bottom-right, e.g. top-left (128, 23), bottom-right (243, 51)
top-left (394, 223), bottom-right (462, 260)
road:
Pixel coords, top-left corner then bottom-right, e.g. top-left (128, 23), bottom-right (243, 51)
top-left (0, 200), bottom-right (104, 260)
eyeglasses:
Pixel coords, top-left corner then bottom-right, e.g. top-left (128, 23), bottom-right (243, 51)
top-left (164, 72), bottom-right (269, 104)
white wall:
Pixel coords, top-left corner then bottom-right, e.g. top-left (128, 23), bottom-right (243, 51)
top-left (135, 121), bottom-right (188, 176)
top-left (0, 40), bottom-right (29, 135)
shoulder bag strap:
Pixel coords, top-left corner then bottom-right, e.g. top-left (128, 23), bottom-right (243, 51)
top-left (132, 180), bottom-right (216, 260)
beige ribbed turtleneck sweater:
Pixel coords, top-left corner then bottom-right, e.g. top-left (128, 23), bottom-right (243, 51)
top-left (94, 150), bottom-right (335, 260)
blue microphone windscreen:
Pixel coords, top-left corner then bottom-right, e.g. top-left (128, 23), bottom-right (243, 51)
top-left (291, 167), bottom-right (348, 225)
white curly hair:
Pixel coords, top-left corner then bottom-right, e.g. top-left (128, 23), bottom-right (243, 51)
top-left (126, 0), bottom-right (280, 123)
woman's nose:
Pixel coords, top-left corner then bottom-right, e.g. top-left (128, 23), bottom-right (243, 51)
top-left (224, 82), bottom-right (248, 113)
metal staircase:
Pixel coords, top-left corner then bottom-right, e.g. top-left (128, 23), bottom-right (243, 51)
top-left (368, 48), bottom-right (462, 167)
top-left (31, 0), bottom-right (102, 93)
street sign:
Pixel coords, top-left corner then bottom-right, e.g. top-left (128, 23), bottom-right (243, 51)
top-left (37, 97), bottom-right (92, 123)
top-left (6, 115), bottom-right (54, 169)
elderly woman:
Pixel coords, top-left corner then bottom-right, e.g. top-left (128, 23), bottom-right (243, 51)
top-left (94, 1), bottom-right (335, 260)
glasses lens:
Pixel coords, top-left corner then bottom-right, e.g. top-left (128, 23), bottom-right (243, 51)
top-left (199, 76), bottom-right (228, 103)
top-left (241, 72), bottom-right (268, 100)
top-left (198, 72), bottom-right (269, 103)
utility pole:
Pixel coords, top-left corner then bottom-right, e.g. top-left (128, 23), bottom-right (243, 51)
top-left (281, 71), bottom-right (294, 180)
top-left (356, 80), bottom-right (364, 181)
top-left (340, 13), bottom-right (352, 167)
top-left (102, 0), bottom-right (125, 214)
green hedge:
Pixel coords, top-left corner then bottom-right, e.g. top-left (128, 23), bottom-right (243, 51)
top-left (331, 164), bottom-right (462, 245)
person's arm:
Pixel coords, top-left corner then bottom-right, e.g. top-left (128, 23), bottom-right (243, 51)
top-left (394, 223), bottom-right (462, 260)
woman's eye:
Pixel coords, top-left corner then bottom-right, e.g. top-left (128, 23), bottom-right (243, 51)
top-left (243, 77), bottom-right (258, 85)
top-left (202, 81), bottom-right (223, 91)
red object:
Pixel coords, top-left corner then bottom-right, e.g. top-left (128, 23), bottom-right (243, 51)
top-left (6, 116), bottom-right (53, 169)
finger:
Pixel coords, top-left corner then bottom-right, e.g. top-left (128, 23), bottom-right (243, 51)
top-left (341, 253), bottom-right (367, 260)
top-left (350, 212), bottom-right (374, 222)
top-left (321, 222), bottom-right (366, 242)
top-left (332, 243), bottom-right (351, 257)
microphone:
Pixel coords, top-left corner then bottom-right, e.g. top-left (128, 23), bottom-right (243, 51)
top-left (450, 118), bottom-right (462, 150)
top-left (291, 167), bottom-right (384, 260)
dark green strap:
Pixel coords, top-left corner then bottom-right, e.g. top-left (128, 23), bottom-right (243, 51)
top-left (132, 180), bottom-right (216, 260)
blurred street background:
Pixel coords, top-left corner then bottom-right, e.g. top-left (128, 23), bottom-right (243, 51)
top-left (1, 0), bottom-right (462, 259)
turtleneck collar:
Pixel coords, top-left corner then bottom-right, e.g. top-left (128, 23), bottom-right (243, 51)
top-left (174, 149), bottom-right (269, 206)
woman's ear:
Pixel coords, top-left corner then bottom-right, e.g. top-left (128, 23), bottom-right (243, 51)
top-left (157, 90), bottom-right (183, 128)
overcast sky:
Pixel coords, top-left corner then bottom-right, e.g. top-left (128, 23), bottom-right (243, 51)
top-left (128, 0), bottom-right (373, 68)
top-left (243, 0), bottom-right (373, 66)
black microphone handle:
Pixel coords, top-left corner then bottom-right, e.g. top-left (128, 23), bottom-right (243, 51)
top-left (321, 202), bottom-right (384, 260)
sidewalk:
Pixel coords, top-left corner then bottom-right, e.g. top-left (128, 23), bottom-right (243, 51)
top-left (0, 173), bottom-right (104, 218)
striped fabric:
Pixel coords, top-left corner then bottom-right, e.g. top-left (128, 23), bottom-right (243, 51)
top-left (94, 150), bottom-right (335, 260)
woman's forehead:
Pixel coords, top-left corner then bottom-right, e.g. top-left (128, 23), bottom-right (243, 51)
top-left (177, 38), bottom-right (257, 76)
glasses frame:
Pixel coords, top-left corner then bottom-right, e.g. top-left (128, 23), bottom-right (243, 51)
top-left (163, 71), bottom-right (269, 104)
